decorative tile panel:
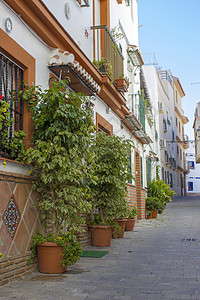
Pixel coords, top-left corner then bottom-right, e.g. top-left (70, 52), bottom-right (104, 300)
top-left (3, 196), bottom-right (20, 238)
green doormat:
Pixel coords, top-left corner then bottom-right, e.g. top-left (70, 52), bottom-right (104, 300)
top-left (80, 251), bottom-right (109, 258)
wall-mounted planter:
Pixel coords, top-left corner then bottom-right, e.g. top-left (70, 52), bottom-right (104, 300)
top-left (115, 78), bottom-right (128, 93)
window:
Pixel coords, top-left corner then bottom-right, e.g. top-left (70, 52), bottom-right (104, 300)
top-left (162, 167), bottom-right (164, 181)
top-left (176, 117), bottom-right (178, 127)
top-left (171, 129), bottom-right (175, 140)
top-left (180, 149), bottom-right (182, 160)
top-left (179, 122), bottom-right (181, 133)
top-left (189, 161), bottom-right (195, 169)
top-left (0, 52), bottom-right (24, 157)
top-left (177, 145), bottom-right (179, 155)
top-left (140, 156), bottom-right (143, 188)
top-left (188, 182), bottom-right (193, 191)
top-left (163, 118), bottom-right (167, 132)
top-left (170, 173), bottom-right (173, 188)
top-left (176, 90), bottom-right (178, 103)
top-left (96, 112), bottom-right (113, 136)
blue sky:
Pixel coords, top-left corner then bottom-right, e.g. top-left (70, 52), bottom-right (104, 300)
top-left (138, 0), bottom-right (200, 140)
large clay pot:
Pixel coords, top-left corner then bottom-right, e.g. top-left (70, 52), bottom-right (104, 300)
top-left (151, 210), bottom-right (158, 218)
top-left (37, 242), bottom-right (66, 274)
top-left (90, 225), bottom-right (112, 247)
top-left (146, 214), bottom-right (152, 219)
top-left (125, 219), bottom-right (136, 231)
top-left (113, 219), bottom-right (127, 238)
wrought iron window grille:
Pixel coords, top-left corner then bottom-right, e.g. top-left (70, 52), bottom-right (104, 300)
top-left (0, 52), bottom-right (24, 158)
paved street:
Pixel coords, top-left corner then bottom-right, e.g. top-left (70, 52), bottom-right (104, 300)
top-left (1, 196), bottom-right (200, 300)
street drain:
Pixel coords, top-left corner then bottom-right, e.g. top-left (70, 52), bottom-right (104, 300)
top-left (182, 238), bottom-right (199, 242)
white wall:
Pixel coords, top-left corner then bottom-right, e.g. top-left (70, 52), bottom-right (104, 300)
top-left (42, 0), bottom-right (94, 61)
top-left (186, 143), bottom-right (200, 195)
top-left (0, 1), bottom-right (51, 89)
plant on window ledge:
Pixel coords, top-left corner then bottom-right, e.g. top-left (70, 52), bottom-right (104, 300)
top-left (115, 75), bottom-right (131, 92)
top-left (93, 58), bottom-right (113, 80)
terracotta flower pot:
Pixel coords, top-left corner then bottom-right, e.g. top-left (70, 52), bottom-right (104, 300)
top-left (151, 210), bottom-right (158, 218)
top-left (125, 218), bottom-right (136, 231)
top-left (113, 219), bottom-right (127, 238)
top-left (37, 242), bottom-right (66, 274)
top-left (146, 214), bottom-right (152, 219)
top-left (90, 225), bottom-right (112, 247)
top-left (115, 78), bottom-right (128, 92)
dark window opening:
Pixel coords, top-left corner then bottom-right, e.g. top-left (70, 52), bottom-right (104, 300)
top-left (188, 182), bottom-right (193, 191)
top-left (0, 52), bottom-right (24, 157)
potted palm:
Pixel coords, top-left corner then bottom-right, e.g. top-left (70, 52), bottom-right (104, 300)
top-left (23, 80), bottom-right (94, 273)
top-left (125, 206), bottom-right (137, 231)
top-left (88, 132), bottom-right (134, 246)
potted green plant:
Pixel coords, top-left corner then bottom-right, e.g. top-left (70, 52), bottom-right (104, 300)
top-left (113, 204), bottom-right (129, 238)
top-left (88, 132), bottom-right (134, 246)
top-left (145, 196), bottom-right (162, 219)
top-left (23, 80), bottom-right (95, 273)
top-left (115, 75), bottom-right (131, 93)
top-left (125, 206), bottom-right (137, 231)
top-left (147, 179), bottom-right (175, 214)
top-left (93, 58), bottom-right (113, 80)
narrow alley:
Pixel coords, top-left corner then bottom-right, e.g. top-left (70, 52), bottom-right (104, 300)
top-left (1, 196), bottom-right (200, 300)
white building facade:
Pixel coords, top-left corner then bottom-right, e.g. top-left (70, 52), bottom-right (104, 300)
top-left (186, 143), bottom-right (200, 196)
top-left (143, 65), bottom-right (189, 196)
top-left (0, 0), bottom-right (155, 283)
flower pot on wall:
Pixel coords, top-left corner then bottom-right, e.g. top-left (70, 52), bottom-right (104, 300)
top-left (125, 219), bottom-right (136, 231)
top-left (37, 242), bottom-right (66, 274)
top-left (115, 78), bottom-right (128, 93)
top-left (113, 219), bottom-right (127, 238)
top-left (90, 225), bottom-right (112, 247)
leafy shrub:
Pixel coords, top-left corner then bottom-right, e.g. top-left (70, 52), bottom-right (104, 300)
top-left (88, 132), bottom-right (134, 224)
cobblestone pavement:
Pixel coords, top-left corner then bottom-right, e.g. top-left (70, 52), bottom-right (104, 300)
top-left (2, 196), bottom-right (200, 300)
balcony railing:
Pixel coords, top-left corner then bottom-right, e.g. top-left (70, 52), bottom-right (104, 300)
top-left (139, 95), bottom-right (145, 131)
top-left (91, 25), bottom-right (124, 81)
top-left (182, 134), bottom-right (189, 149)
top-left (128, 94), bottom-right (146, 131)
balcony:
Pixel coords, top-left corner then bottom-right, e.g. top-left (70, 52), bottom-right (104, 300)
top-left (182, 135), bottom-right (189, 149)
top-left (172, 158), bottom-right (176, 170)
top-left (183, 160), bottom-right (190, 175)
top-left (128, 94), bottom-right (145, 131)
top-left (122, 93), bottom-right (152, 144)
top-left (91, 25), bottom-right (124, 82)
top-left (165, 151), bottom-right (169, 165)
